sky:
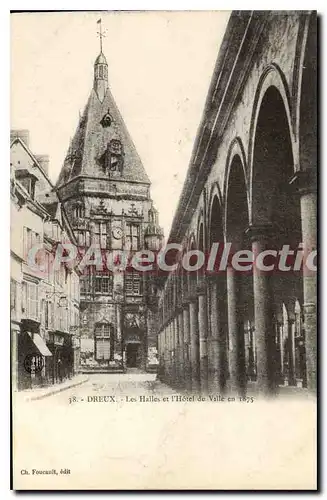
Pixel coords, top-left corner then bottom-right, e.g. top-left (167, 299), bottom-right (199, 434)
top-left (11, 11), bottom-right (230, 237)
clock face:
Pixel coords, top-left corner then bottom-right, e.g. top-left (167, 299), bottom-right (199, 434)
top-left (112, 226), bottom-right (123, 240)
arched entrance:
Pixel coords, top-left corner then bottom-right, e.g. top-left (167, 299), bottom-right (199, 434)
top-left (208, 193), bottom-right (228, 392)
top-left (294, 12), bottom-right (317, 391)
top-left (250, 83), bottom-right (302, 394)
top-left (225, 153), bottom-right (251, 395)
top-left (187, 236), bottom-right (200, 392)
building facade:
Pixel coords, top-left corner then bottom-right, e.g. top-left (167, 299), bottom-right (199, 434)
top-left (10, 131), bottom-right (80, 390)
top-left (157, 11), bottom-right (317, 396)
top-left (56, 49), bottom-right (163, 371)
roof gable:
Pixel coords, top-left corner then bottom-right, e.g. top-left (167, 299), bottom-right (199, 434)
top-left (57, 87), bottom-right (150, 187)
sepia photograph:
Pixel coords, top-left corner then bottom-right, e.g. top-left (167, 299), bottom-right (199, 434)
top-left (10, 9), bottom-right (317, 490)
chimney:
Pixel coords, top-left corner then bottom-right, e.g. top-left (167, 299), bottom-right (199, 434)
top-left (10, 129), bottom-right (30, 148)
top-left (35, 155), bottom-right (50, 175)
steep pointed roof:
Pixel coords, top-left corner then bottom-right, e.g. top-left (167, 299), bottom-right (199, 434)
top-left (57, 85), bottom-right (150, 187)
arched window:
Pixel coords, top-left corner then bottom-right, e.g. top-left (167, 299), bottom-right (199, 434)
top-left (73, 203), bottom-right (84, 219)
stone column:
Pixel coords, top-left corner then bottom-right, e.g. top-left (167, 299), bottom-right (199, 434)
top-left (174, 316), bottom-right (179, 387)
top-left (160, 330), bottom-right (165, 382)
top-left (163, 327), bottom-right (168, 383)
top-left (290, 171), bottom-right (317, 390)
top-left (198, 286), bottom-right (209, 393)
top-left (166, 326), bottom-right (170, 384)
top-left (248, 322), bottom-right (256, 382)
top-left (166, 325), bottom-right (170, 384)
top-left (247, 224), bottom-right (276, 395)
top-left (177, 311), bottom-right (185, 389)
top-left (169, 321), bottom-right (174, 386)
top-left (287, 319), bottom-right (296, 386)
top-left (183, 304), bottom-right (192, 391)
top-left (209, 278), bottom-right (220, 392)
top-left (189, 299), bottom-right (200, 393)
top-left (226, 265), bottom-right (246, 395)
top-left (157, 331), bottom-right (162, 380)
top-left (275, 321), bottom-right (284, 385)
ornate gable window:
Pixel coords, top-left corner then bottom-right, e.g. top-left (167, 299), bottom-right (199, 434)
top-left (73, 201), bottom-right (85, 219)
top-left (106, 139), bottom-right (123, 172)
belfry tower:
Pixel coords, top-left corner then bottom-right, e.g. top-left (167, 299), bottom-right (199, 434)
top-left (56, 24), bottom-right (163, 371)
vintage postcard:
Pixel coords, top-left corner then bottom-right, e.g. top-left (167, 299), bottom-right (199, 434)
top-left (11, 10), bottom-right (317, 490)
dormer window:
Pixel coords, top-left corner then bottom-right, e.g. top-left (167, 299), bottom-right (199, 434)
top-left (100, 109), bottom-right (113, 128)
top-left (73, 202), bottom-right (85, 219)
top-left (14, 169), bottom-right (38, 200)
top-left (106, 139), bottom-right (123, 172)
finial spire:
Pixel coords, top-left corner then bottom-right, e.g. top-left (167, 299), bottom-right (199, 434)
top-left (94, 19), bottom-right (108, 102)
top-left (97, 19), bottom-right (105, 53)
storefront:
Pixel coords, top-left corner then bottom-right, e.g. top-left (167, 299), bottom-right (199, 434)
top-left (18, 319), bottom-right (52, 390)
top-left (46, 331), bottom-right (74, 384)
top-left (11, 321), bottom-right (21, 391)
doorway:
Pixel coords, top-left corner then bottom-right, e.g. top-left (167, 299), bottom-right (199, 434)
top-left (126, 343), bottom-right (140, 368)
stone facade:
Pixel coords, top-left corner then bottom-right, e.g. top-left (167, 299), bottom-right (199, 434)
top-left (56, 49), bottom-right (163, 371)
top-left (10, 131), bottom-right (81, 390)
top-left (157, 11), bottom-right (317, 396)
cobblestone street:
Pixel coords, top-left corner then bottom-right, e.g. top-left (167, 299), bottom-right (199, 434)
top-left (45, 372), bottom-right (178, 403)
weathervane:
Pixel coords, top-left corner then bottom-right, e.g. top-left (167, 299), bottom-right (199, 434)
top-left (96, 19), bottom-right (107, 53)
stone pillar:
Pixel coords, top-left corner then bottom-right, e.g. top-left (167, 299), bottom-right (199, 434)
top-left (209, 277), bottom-right (229, 393)
top-left (189, 299), bottom-right (200, 393)
top-left (275, 321), bottom-right (284, 385)
top-left (157, 331), bottom-right (161, 380)
top-left (174, 317), bottom-right (179, 387)
top-left (169, 321), bottom-right (174, 386)
top-left (226, 265), bottom-right (246, 395)
top-left (290, 171), bottom-right (317, 391)
top-left (198, 288), bottom-right (208, 393)
top-left (247, 224), bottom-right (276, 395)
top-left (287, 319), bottom-right (296, 386)
top-left (209, 279), bottom-right (220, 392)
top-left (300, 189), bottom-right (317, 390)
top-left (177, 311), bottom-right (185, 389)
top-left (183, 304), bottom-right (192, 391)
top-left (163, 327), bottom-right (167, 383)
top-left (166, 326), bottom-right (170, 384)
top-left (166, 325), bottom-right (170, 384)
top-left (248, 322), bottom-right (256, 382)
top-left (160, 330), bottom-right (165, 382)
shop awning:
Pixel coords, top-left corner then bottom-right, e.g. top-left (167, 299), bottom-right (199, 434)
top-left (31, 333), bottom-right (52, 357)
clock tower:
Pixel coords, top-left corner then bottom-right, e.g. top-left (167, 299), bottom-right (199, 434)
top-left (56, 45), bottom-right (163, 371)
